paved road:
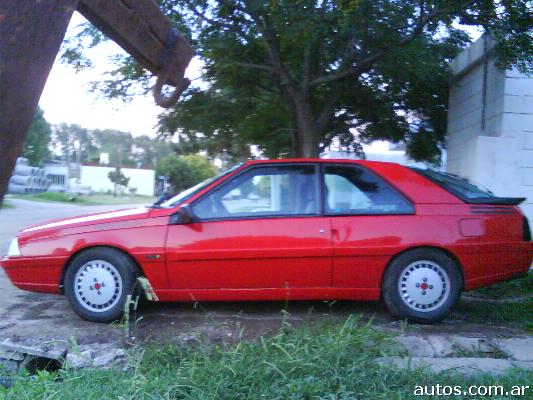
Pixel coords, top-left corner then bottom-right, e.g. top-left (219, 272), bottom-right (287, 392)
top-left (0, 199), bottom-right (527, 350)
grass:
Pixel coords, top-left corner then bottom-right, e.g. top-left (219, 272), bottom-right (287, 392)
top-left (1, 317), bottom-right (531, 399)
top-left (0, 201), bottom-right (14, 209)
top-left (468, 271), bottom-right (532, 300)
top-left (12, 192), bottom-right (157, 206)
top-left (455, 298), bottom-right (533, 331)
top-left (455, 271), bottom-right (533, 330)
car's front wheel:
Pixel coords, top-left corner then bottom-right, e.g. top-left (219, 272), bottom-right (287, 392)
top-left (64, 247), bottom-right (139, 323)
top-left (382, 249), bottom-right (462, 323)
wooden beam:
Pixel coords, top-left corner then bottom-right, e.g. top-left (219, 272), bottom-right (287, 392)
top-left (77, 0), bottom-right (194, 88)
top-left (0, 0), bottom-right (78, 205)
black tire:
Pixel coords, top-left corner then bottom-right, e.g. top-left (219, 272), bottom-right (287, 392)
top-left (64, 247), bottom-right (140, 323)
top-left (382, 248), bottom-right (462, 324)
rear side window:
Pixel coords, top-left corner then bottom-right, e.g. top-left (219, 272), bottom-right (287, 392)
top-left (324, 165), bottom-right (413, 215)
top-left (410, 168), bottom-right (495, 201)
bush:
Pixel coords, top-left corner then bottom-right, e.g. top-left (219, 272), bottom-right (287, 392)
top-left (156, 154), bottom-right (218, 193)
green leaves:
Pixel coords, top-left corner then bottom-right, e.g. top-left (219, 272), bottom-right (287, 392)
top-left (155, 154), bottom-right (218, 193)
top-left (22, 107), bottom-right (52, 167)
top-left (108, 167), bottom-right (130, 187)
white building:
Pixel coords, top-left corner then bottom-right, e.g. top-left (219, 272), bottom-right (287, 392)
top-left (79, 164), bottom-right (155, 196)
top-left (447, 35), bottom-right (533, 223)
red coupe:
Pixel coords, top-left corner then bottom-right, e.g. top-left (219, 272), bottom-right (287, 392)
top-left (2, 159), bottom-right (531, 323)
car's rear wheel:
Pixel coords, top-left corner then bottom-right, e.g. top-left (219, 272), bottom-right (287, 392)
top-left (64, 247), bottom-right (139, 323)
top-left (382, 248), bottom-right (462, 323)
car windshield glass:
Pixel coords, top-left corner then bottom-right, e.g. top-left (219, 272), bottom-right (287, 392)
top-left (411, 168), bottom-right (495, 200)
top-left (159, 163), bottom-right (243, 208)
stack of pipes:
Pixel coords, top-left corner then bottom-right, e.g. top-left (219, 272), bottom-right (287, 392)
top-left (8, 158), bottom-right (51, 194)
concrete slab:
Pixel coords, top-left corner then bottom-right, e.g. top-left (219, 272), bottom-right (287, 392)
top-left (494, 338), bottom-right (533, 361)
top-left (395, 336), bottom-right (434, 357)
top-left (377, 356), bottom-right (533, 376)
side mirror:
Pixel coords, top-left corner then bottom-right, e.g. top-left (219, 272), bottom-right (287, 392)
top-left (169, 204), bottom-right (197, 225)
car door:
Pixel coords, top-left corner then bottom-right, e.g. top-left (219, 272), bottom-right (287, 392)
top-left (165, 164), bottom-right (332, 289)
top-left (323, 164), bottom-right (415, 289)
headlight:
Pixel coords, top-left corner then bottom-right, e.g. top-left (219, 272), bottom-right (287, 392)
top-left (7, 238), bottom-right (21, 257)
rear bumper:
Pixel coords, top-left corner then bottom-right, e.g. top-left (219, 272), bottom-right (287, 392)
top-left (460, 242), bottom-right (532, 290)
top-left (0, 255), bottom-right (65, 294)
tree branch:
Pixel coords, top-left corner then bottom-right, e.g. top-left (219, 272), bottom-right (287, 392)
top-left (234, 62), bottom-right (275, 72)
top-left (184, 1), bottom-right (228, 27)
top-left (238, 0), bottom-right (296, 89)
top-left (184, 0), bottom-right (250, 40)
top-left (310, 50), bottom-right (384, 86)
top-left (310, 0), bottom-right (477, 87)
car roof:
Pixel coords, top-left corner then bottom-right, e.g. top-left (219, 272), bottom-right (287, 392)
top-left (240, 158), bottom-right (462, 204)
top-left (243, 158), bottom-right (401, 168)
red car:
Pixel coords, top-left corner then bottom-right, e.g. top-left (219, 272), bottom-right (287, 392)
top-left (2, 159), bottom-right (532, 323)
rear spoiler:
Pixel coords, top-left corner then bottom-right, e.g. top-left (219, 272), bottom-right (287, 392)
top-left (466, 197), bottom-right (526, 205)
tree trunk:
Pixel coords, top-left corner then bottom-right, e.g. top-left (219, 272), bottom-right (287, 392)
top-left (294, 101), bottom-right (320, 158)
top-left (0, 0), bottom-right (77, 205)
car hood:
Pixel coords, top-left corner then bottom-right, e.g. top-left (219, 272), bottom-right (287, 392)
top-left (20, 207), bottom-right (151, 237)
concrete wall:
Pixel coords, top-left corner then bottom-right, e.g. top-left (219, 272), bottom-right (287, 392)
top-left (79, 165), bottom-right (155, 196)
top-left (447, 36), bottom-right (533, 223)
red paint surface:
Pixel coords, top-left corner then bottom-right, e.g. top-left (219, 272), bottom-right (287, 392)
top-left (2, 159), bottom-right (532, 301)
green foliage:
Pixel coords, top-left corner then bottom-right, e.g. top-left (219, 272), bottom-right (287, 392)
top-left (22, 107), bottom-right (51, 166)
top-left (456, 271), bottom-right (533, 330)
top-left (108, 168), bottom-right (130, 187)
top-left (131, 135), bottom-right (176, 169)
top-left (1, 317), bottom-right (532, 399)
top-left (455, 298), bottom-right (533, 330)
top-left (13, 192), bottom-right (156, 205)
top-left (52, 123), bottom-right (97, 163)
top-left (181, 154), bottom-right (219, 182)
top-left (17, 192), bottom-right (84, 203)
top-left (156, 154), bottom-right (218, 193)
top-left (108, 167), bottom-right (130, 196)
top-left (65, 1), bottom-right (532, 162)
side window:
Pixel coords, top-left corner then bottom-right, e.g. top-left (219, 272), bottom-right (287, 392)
top-left (324, 165), bottom-right (413, 215)
top-left (194, 165), bottom-right (318, 220)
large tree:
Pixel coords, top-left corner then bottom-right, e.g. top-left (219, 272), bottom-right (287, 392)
top-left (69, 0), bottom-right (532, 162)
top-left (21, 107), bottom-right (52, 166)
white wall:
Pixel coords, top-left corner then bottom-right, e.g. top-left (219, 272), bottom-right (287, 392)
top-left (80, 165), bottom-right (155, 196)
top-left (447, 36), bottom-right (533, 224)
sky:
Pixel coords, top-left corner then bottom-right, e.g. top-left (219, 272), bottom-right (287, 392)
top-left (39, 12), bottom-right (483, 142)
top-left (39, 12), bottom-right (203, 138)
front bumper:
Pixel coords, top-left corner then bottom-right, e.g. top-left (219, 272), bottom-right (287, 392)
top-left (1, 255), bottom-right (66, 294)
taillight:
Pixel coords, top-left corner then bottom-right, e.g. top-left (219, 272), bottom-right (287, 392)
top-left (524, 217), bottom-right (532, 241)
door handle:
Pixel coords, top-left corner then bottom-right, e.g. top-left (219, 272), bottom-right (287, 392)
top-left (319, 229), bottom-right (326, 233)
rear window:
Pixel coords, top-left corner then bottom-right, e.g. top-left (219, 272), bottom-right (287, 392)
top-left (410, 168), bottom-right (495, 201)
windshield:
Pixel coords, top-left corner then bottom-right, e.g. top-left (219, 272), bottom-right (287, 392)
top-left (410, 168), bottom-right (495, 200)
top-left (159, 163), bottom-right (243, 208)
